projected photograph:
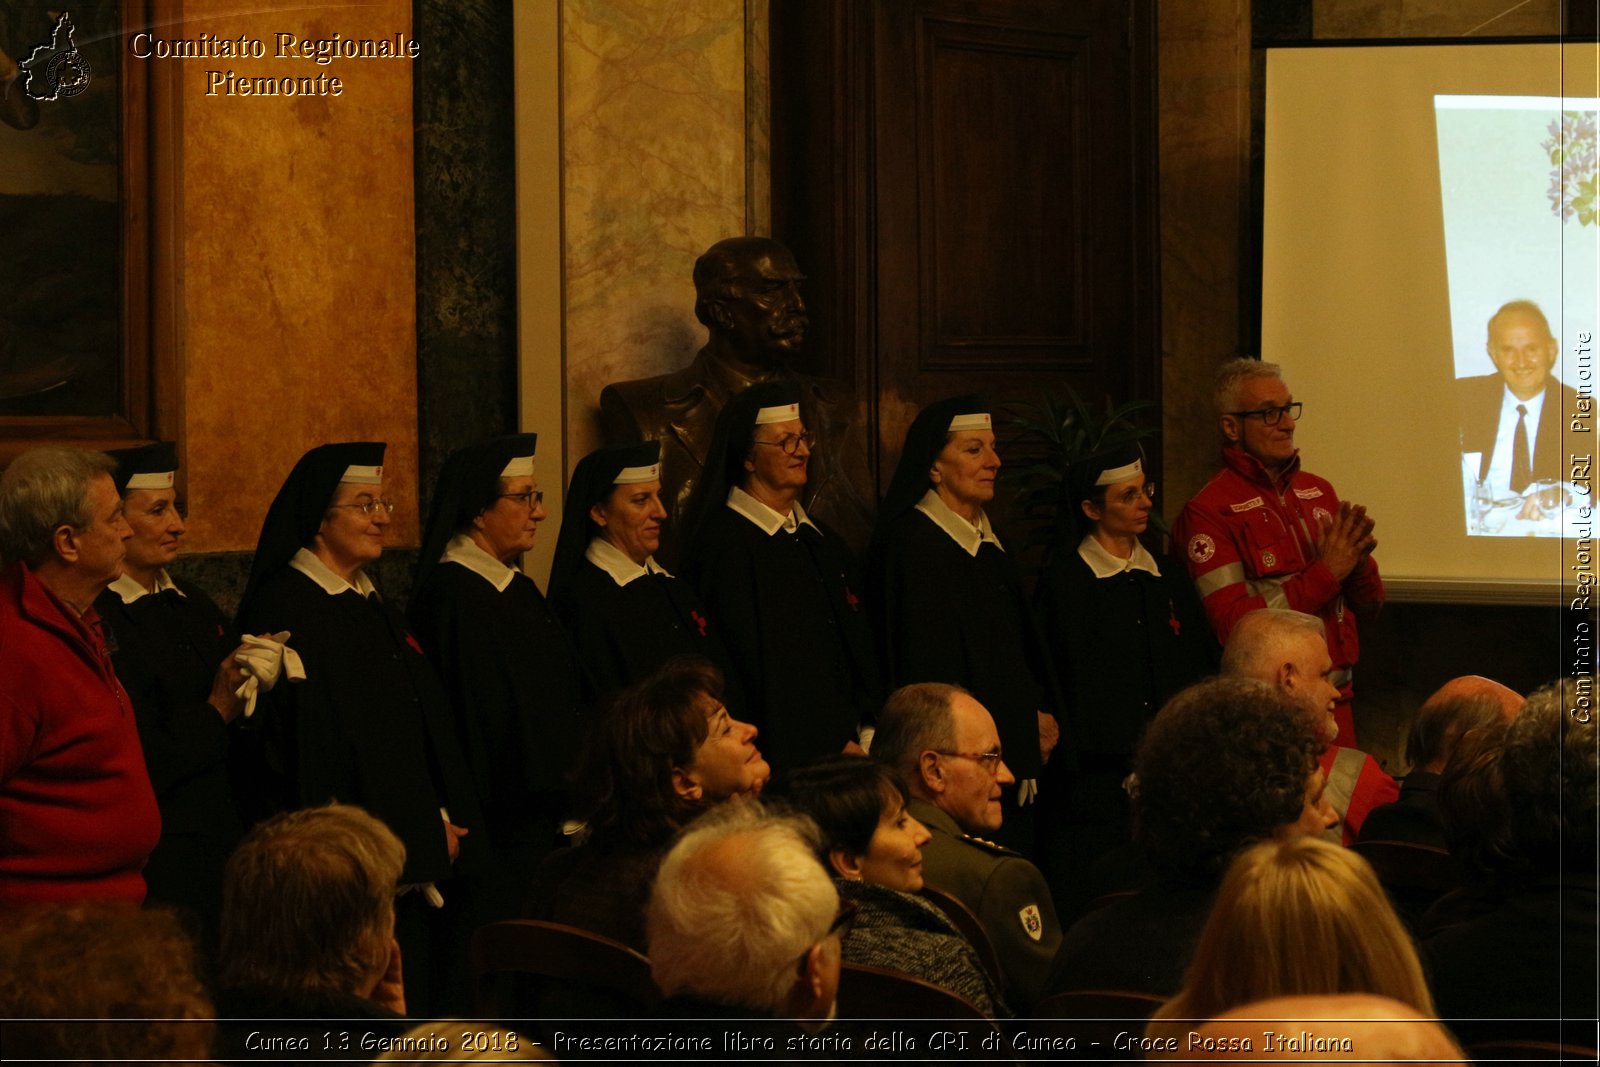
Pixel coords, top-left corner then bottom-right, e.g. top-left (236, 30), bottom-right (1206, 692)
top-left (1437, 96), bottom-right (1598, 538)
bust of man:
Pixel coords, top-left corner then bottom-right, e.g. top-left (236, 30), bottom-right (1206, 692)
top-left (599, 236), bottom-right (874, 560)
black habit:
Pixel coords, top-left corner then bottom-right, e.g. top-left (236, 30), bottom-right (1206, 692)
top-left (683, 505), bottom-right (877, 773)
top-left (94, 576), bottom-right (242, 936)
top-left (408, 558), bottom-right (584, 874)
top-left (234, 566), bottom-right (482, 889)
top-left (872, 508), bottom-right (1054, 780)
top-left (1036, 545), bottom-right (1216, 761)
top-left (550, 559), bottom-right (732, 703)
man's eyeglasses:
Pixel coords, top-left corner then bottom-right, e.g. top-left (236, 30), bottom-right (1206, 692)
top-left (797, 898), bottom-right (859, 975)
top-left (752, 431), bottom-right (816, 456)
top-left (933, 748), bottom-right (1006, 777)
top-left (497, 490), bottom-right (545, 510)
top-left (1227, 402), bottom-right (1302, 426)
top-left (328, 498), bottom-right (396, 517)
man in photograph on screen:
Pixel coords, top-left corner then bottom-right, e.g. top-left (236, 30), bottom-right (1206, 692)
top-left (1172, 359), bottom-right (1383, 750)
top-left (1457, 300), bottom-right (1579, 520)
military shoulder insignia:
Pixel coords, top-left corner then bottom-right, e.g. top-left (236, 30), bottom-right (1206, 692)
top-left (1018, 903), bottom-right (1044, 941)
top-left (959, 832), bottom-right (1016, 856)
top-left (1187, 534), bottom-right (1216, 563)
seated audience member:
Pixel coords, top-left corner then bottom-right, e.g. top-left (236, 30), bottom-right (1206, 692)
top-left (1220, 608), bottom-right (1397, 843)
top-left (1180, 994), bottom-right (1467, 1064)
top-left (527, 656), bottom-right (768, 952)
top-left (647, 800), bottom-right (842, 1027)
top-left (409, 433), bottom-right (583, 919)
top-left (774, 754), bottom-right (1008, 1017)
top-left (0, 902), bottom-right (214, 1065)
top-left (1045, 678), bottom-right (1334, 1000)
top-left (213, 804), bottom-right (410, 1043)
top-left (547, 441), bottom-right (736, 702)
top-left (94, 441), bottom-right (252, 947)
top-left (1425, 679), bottom-right (1597, 1024)
top-left (0, 446), bottom-right (159, 906)
top-left (870, 682), bottom-right (1060, 1011)
top-left (1146, 836), bottom-right (1434, 1043)
top-left (1359, 674), bottom-right (1522, 849)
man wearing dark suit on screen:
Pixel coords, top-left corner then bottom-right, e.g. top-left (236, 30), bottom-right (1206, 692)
top-left (1457, 299), bottom-right (1578, 496)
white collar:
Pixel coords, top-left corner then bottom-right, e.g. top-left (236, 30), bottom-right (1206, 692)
top-left (289, 547), bottom-right (379, 599)
top-left (440, 533), bottom-right (518, 593)
top-left (108, 569), bottom-right (182, 604)
top-left (727, 485), bottom-right (820, 536)
top-left (585, 536), bottom-right (670, 587)
top-left (1077, 533), bottom-right (1162, 579)
top-left (915, 489), bottom-right (1002, 556)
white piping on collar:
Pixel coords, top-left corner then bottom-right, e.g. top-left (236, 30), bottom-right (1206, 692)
top-left (727, 485), bottom-right (820, 537)
top-left (1077, 533), bottom-right (1161, 579)
top-left (914, 489), bottom-right (1001, 557)
top-left (108, 569), bottom-right (181, 604)
top-left (585, 536), bottom-right (671, 587)
top-left (440, 533), bottom-right (518, 593)
top-left (290, 547), bottom-right (379, 599)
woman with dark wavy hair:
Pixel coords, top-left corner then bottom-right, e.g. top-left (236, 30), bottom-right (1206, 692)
top-left (774, 754), bottom-right (1008, 1017)
top-left (526, 656), bottom-right (769, 951)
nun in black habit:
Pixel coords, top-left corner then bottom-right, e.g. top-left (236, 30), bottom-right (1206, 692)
top-left (407, 433), bottom-right (584, 914)
top-left (547, 441), bottom-right (735, 704)
top-left (1034, 444), bottom-right (1216, 895)
top-left (93, 441), bottom-right (249, 947)
top-left (678, 381), bottom-right (880, 774)
top-left (234, 442), bottom-right (482, 1013)
top-left (867, 396), bottom-right (1063, 854)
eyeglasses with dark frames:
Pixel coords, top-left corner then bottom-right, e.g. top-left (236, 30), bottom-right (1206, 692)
top-left (932, 748), bottom-right (1006, 777)
top-left (752, 430), bottom-right (817, 456)
top-left (1226, 402), bottom-right (1302, 426)
top-left (496, 490), bottom-right (544, 510)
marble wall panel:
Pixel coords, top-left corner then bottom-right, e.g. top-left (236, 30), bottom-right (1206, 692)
top-left (178, 0), bottom-right (420, 554)
top-left (561, 0), bottom-right (750, 472)
top-left (1158, 0), bottom-right (1252, 513)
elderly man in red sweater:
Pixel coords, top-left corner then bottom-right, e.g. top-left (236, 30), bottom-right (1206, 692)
top-left (0, 446), bottom-right (158, 905)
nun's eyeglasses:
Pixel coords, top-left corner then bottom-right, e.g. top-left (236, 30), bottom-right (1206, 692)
top-left (752, 431), bottom-right (816, 455)
top-left (1108, 483), bottom-right (1157, 507)
top-left (497, 490), bottom-right (544, 510)
top-left (329, 498), bottom-right (396, 517)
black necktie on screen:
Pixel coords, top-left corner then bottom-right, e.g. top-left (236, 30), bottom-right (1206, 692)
top-left (1511, 404), bottom-right (1532, 493)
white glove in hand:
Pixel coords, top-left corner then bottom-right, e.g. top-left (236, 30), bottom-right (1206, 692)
top-left (233, 631), bottom-right (306, 718)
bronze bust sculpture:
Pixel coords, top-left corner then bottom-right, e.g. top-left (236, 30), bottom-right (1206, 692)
top-left (599, 236), bottom-right (874, 562)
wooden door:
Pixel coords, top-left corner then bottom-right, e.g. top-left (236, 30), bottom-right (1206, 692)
top-left (771, 0), bottom-right (1158, 495)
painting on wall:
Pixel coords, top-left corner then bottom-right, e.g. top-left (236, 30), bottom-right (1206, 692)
top-left (0, 1), bottom-right (165, 455)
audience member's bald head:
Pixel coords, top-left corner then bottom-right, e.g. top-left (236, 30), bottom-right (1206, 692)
top-left (1182, 994), bottom-right (1465, 1063)
top-left (1407, 675), bottom-right (1523, 773)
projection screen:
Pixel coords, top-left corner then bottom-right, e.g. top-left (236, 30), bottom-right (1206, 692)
top-left (1263, 42), bottom-right (1598, 603)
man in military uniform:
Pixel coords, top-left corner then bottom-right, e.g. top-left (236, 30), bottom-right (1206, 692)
top-left (599, 236), bottom-right (874, 560)
top-left (871, 681), bottom-right (1061, 1012)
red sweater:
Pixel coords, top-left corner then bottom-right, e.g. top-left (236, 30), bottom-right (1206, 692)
top-left (0, 563), bottom-right (160, 905)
